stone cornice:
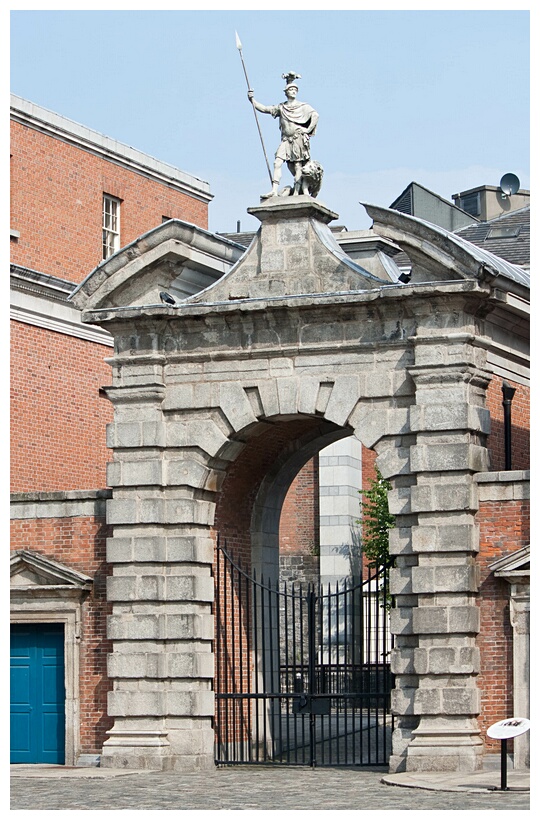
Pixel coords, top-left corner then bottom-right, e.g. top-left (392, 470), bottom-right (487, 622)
top-left (79, 279), bottom-right (489, 325)
top-left (11, 264), bottom-right (114, 347)
top-left (10, 489), bottom-right (112, 520)
top-left (11, 94), bottom-right (212, 204)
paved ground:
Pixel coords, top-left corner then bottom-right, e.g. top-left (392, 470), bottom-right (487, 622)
top-left (10, 764), bottom-right (530, 811)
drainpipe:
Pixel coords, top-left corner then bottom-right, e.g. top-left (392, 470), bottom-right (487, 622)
top-left (502, 381), bottom-right (516, 470)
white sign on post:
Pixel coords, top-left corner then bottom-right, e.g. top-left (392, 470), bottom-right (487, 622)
top-left (487, 717), bottom-right (530, 740)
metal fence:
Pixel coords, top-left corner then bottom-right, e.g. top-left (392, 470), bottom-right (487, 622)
top-left (215, 543), bottom-right (394, 766)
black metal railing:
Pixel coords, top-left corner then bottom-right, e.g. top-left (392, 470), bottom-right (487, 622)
top-left (215, 542), bottom-right (394, 767)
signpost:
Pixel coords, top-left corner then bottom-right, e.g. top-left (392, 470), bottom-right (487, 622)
top-left (486, 717), bottom-right (530, 790)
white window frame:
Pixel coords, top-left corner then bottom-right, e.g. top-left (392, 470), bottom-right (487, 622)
top-left (102, 194), bottom-right (121, 259)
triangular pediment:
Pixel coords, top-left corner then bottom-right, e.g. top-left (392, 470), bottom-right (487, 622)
top-left (490, 545), bottom-right (530, 580)
top-left (362, 202), bottom-right (530, 294)
top-left (10, 550), bottom-right (93, 590)
top-left (69, 220), bottom-right (245, 311)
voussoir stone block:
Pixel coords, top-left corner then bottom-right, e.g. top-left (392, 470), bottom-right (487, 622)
top-left (255, 379), bottom-right (280, 418)
top-left (166, 420), bottom-right (228, 457)
top-left (219, 382), bottom-right (258, 432)
top-left (296, 378), bottom-right (321, 415)
top-left (377, 446), bottom-right (411, 480)
top-left (323, 376), bottom-right (360, 427)
top-left (165, 459), bottom-right (210, 489)
top-left (276, 378), bottom-right (299, 415)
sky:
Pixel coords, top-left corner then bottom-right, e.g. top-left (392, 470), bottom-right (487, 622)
top-left (9, 5), bottom-right (531, 235)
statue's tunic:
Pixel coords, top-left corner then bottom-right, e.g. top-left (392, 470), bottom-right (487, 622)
top-left (269, 100), bottom-right (319, 163)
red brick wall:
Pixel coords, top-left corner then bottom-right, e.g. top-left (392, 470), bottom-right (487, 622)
top-left (476, 497), bottom-right (530, 752)
top-left (362, 445), bottom-right (378, 487)
top-left (10, 120), bottom-right (208, 284)
top-left (10, 321), bottom-right (112, 493)
top-left (279, 456), bottom-right (319, 556)
top-left (213, 419), bottom-right (324, 569)
top-left (11, 515), bottom-right (113, 754)
top-left (485, 376), bottom-right (529, 471)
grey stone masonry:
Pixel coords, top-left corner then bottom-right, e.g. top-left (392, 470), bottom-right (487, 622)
top-left (388, 332), bottom-right (492, 774)
top-left (72, 196), bottom-right (528, 774)
top-left (188, 196), bottom-right (390, 302)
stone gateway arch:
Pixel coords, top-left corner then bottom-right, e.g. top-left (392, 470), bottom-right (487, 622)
top-left (71, 195), bottom-right (529, 773)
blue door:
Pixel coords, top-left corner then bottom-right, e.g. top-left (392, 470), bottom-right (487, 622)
top-left (10, 624), bottom-right (65, 764)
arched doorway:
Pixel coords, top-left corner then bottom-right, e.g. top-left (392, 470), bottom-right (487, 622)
top-left (212, 417), bottom-right (392, 766)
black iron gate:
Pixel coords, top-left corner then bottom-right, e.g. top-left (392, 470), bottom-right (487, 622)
top-left (215, 543), bottom-right (394, 766)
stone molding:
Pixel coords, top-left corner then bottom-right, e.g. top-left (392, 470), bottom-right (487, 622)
top-left (10, 550), bottom-right (93, 766)
top-left (10, 489), bottom-right (112, 520)
top-left (11, 264), bottom-right (114, 346)
top-left (474, 471), bottom-right (530, 502)
top-left (11, 93), bottom-right (212, 203)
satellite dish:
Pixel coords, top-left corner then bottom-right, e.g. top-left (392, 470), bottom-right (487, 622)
top-left (500, 173), bottom-right (520, 197)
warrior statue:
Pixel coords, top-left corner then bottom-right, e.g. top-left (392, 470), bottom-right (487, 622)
top-left (248, 72), bottom-right (322, 199)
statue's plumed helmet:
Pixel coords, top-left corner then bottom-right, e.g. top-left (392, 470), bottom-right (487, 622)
top-left (284, 82), bottom-right (299, 92)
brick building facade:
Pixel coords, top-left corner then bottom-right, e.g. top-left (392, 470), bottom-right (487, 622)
top-left (9, 94), bottom-right (241, 765)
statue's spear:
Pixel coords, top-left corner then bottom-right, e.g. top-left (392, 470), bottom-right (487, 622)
top-left (235, 31), bottom-right (273, 184)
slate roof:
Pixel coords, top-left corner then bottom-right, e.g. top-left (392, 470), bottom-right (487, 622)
top-left (454, 206), bottom-right (530, 268)
top-left (217, 231), bottom-right (257, 248)
top-left (219, 206), bottom-right (530, 280)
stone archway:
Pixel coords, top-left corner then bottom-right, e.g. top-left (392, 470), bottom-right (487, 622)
top-left (71, 196), bottom-right (527, 773)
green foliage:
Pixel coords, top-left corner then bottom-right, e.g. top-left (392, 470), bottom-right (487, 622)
top-left (359, 467), bottom-right (395, 568)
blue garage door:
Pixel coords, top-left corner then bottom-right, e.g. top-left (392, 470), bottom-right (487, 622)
top-left (10, 624), bottom-right (66, 764)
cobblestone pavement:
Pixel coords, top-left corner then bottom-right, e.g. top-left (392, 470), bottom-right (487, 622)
top-left (10, 766), bottom-right (530, 811)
